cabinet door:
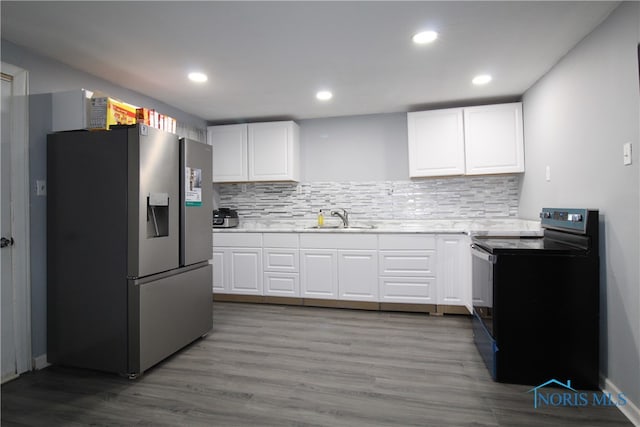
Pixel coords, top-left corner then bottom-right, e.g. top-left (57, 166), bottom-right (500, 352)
top-left (437, 235), bottom-right (471, 310)
top-left (208, 124), bottom-right (248, 182)
top-left (407, 108), bottom-right (465, 177)
top-left (300, 249), bottom-right (338, 299)
top-left (338, 250), bottom-right (378, 301)
top-left (248, 121), bottom-right (299, 182)
top-left (228, 248), bottom-right (263, 295)
top-left (463, 103), bottom-right (524, 175)
top-left (211, 251), bottom-right (226, 293)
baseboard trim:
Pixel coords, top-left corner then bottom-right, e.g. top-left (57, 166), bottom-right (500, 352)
top-left (601, 375), bottom-right (640, 426)
top-left (32, 354), bottom-right (50, 370)
top-left (212, 293), bottom-right (466, 315)
top-left (437, 304), bottom-right (471, 315)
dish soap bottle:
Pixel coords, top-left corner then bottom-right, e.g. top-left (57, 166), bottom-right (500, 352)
top-left (317, 209), bottom-right (324, 227)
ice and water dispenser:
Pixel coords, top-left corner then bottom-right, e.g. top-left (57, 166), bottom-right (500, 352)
top-left (147, 192), bottom-right (170, 238)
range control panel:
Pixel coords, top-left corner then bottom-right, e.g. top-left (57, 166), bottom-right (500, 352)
top-left (540, 208), bottom-right (594, 234)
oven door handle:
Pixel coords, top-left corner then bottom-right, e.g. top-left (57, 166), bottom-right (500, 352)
top-left (471, 244), bottom-right (497, 264)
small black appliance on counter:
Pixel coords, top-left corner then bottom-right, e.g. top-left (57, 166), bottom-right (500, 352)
top-left (213, 208), bottom-right (239, 228)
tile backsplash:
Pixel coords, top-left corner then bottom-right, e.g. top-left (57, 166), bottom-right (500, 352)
top-left (217, 175), bottom-right (520, 220)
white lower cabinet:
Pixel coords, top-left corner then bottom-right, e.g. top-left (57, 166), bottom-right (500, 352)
top-left (299, 234), bottom-right (378, 301)
top-left (438, 234), bottom-right (471, 308)
top-left (212, 233), bottom-right (263, 295)
top-left (378, 234), bottom-right (437, 304)
top-left (263, 233), bottom-right (300, 297)
top-left (338, 250), bottom-right (378, 301)
top-left (211, 251), bottom-right (226, 292)
top-left (436, 235), bottom-right (471, 310)
top-left (212, 231), bottom-right (471, 311)
top-left (300, 249), bottom-right (338, 299)
top-left (228, 249), bottom-right (263, 294)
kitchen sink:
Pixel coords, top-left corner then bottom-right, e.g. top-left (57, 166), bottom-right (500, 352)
top-left (306, 224), bottom-right (377, 230)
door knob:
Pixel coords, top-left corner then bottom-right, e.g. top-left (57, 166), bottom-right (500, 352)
top-left (0, 237), bottom-right (14, 248)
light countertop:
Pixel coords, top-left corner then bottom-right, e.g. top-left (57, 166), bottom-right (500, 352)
top-left (212, 218), bottom-right (542, 237)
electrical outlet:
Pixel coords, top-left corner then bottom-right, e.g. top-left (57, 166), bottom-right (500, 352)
top-left (545, 166), bottom-right (551, 182)
top-left (623, 142), bottom-right (632, 166)
top-left (36, 180), bottom-right (47, 196)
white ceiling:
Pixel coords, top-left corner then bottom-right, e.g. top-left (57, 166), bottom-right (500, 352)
top-left (1, 1), bottom-right (618, 123)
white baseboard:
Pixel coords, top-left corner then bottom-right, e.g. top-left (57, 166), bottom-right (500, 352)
top-left (32, 354), bottom-right (50, 370)
top-left (601, 376), bottom-right (640, 426)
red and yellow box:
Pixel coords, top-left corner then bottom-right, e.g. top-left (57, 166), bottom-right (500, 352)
top-left (89, 97), bottom-right (138, 130)
top-left (136, 107), bottom-right (151, 125)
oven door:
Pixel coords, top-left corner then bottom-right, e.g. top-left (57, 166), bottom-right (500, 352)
top-left (471, 244), bottom-right (495, 331)
top-left (470, 243), bottom-right (498, 379)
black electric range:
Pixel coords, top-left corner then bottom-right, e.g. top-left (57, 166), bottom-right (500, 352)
top-left (471, 208), bottom-right (600, 389)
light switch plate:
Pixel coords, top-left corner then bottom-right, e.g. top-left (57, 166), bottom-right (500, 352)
top-left (36, 180), bottom-right (47, 196)
top-left (623, 142), bottom-right (632, 166)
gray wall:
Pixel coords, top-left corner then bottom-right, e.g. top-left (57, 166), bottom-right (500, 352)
top-left (299, 113), bottom-right (409, 181)
top-left (1, 40), bottom-right (208, 358)
top-left (1, 40), bottom-right (207, 130)
top-left (520, 1), bottom-right (640, 410)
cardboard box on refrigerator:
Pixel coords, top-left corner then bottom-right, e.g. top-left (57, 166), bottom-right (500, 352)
top-left (89, 97), bottom-right (138, 130)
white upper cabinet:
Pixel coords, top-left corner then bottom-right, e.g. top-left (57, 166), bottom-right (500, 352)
top-left (407, 102), bottom-right (524, 177)
top-left (463, 103), bottom-right (524, 175)
top-left (208, 124), bottom-right (248, 182)
top-left (248, 121), bottom-right (300, 182)
top-left (407, 108), bottom-right (465, 177)
top-left (208, 121), bottom-right (300, 183)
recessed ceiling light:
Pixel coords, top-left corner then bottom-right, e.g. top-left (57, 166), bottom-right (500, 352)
top-left (412, 31), bottom-right (438, 45)
top-left (188, 72), bottom-right (208, 83)
top-left (316, 90), bottom-right (333, 101)
top-left (472, 74), bottom-right (492, 85)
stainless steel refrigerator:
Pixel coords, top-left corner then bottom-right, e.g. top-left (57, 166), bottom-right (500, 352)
top-left (47, 124), bottom-right (212, 377)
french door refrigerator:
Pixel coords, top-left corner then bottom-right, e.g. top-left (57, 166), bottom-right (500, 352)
top-left (47, 124), bottom-right (212, 377)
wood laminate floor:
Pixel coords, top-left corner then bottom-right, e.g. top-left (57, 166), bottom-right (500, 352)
top-left (1, 302), bottom-right (633, 426)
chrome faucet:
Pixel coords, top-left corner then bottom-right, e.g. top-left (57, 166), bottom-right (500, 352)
top-left (330, 208), bottom-right (350, 228)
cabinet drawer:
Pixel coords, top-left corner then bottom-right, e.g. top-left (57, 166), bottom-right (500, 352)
top-left (299, 233), bottom-right (377, 249)
top-left (264, 272), bottom-right (300, 297)
top-left (263, 248), bottom-right (299, 272)
top-left (213, 232), bottom-right (262, 248)
top-left (263, 233), bottom-right (299, 248)
top-left (379, 277), bottom-right (436, 303)
top-left (378, 234), bottom-right (436, 250)
top-left (379, 251), bottom-right (436, 276)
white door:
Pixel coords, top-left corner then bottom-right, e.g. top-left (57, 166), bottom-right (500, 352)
top-left (437, 235), bottom-right (471, 309)
top-left (228, 248), bottom-right (263, 294)
top-left (248, 121), bottom-right (295, 181)
top-left (407, 108), bottom-right (465, 177)
top-left (463, 103), bottom-right (524, 175)
top-left (1, 63), bottom-right (31, 383)
top-left (208, 124), bottom-right (248, 182)
top-left (211, 251), bottom-right (226, 293)
top-left (338, 250), bottom-right (378, 301)
top-left (300, 249), bottom-right (338, 299)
